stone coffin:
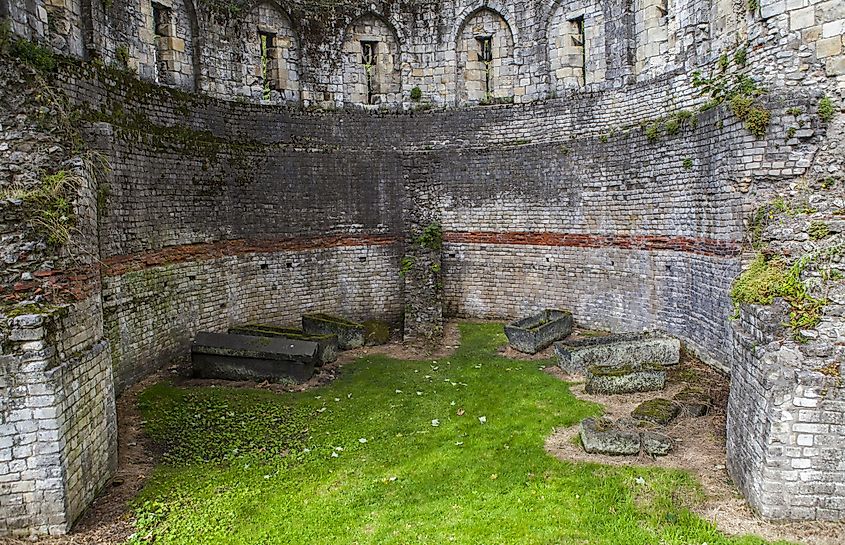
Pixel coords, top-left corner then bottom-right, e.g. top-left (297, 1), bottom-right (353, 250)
top-left (504, 309), bottom-right (574, 354)
top-left (228, 324), bottom-right (339, 364)
top-left (192, 332), bottom-right (318, 383)
top-left (555, 332), bottom-right (680, 375)
top-left (585, 363), bottom-right (666, 394)
top-left (302, 313), bottom-right (365, 350)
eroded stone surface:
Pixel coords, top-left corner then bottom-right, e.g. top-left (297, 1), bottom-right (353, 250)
top-left (229, 324), bottom-right (339, 364)
top-left (556, 333), bottom-right (680, 375)
top-left (191, 331), bottom-right (317, 382)
top-left (579, 418), bottom-right (641, 456)
top-left (585, 363), bottom-right (667, 395)
top-left (641, 431), bottom-right (673, 456)
top-left (302, 313), bottom-right (365, 350)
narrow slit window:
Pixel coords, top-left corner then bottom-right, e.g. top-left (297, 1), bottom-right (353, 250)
top-left (477, 36), bottom-right (493, 98)
top-left (151, 2), bottom-right (173, 84)
top-left (259, 30), bottom-right (276, 99)
top-left (569, 16), bottom-right (586, 86)
top-left (656, 0), bottom-right (668, 18)
top-left (361, 40), bottom-right (378, 104)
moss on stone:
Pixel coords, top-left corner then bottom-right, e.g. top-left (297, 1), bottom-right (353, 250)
top-left (631, 398), bottom-right (680, 425)
top-left (363, 319), bottom-right (391, 345)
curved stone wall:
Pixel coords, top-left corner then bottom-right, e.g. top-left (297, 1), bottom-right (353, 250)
top-left (2, 0), bottom-right (844, 536)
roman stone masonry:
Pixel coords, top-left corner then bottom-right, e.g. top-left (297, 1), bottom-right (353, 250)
top-left (0, 0), bottom-right (844, 536)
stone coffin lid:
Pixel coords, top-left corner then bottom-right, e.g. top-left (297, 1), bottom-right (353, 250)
top-left (229, 324), bottom-right (337, 341)
top-left (192, 331), bottom-right (318, 361)
top-left (557, 331), bottom-right (668, 349)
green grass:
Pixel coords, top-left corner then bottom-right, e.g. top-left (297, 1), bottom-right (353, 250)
top-left (131, 323), bottom-right (788, 545)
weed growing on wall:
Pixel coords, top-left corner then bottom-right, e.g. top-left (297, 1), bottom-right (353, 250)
top-left (691, 63), bottom-right (769, 138)
top-left (818, 96), bottom-right (836, 123)
top-left (808, 221), bottom-right (830, 240)
top-left (415, 222), bottom-right (443, 251)
top-left (399, 256), bottom-right (415, 277)
top-left (731, 252), bottom-right (835, 338)
top-left (116, 44), bottom-right (130, 68)
top-left (2, 170), bottom-right (81, 247)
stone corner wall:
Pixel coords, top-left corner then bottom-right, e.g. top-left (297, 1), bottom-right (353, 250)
top-left (729, 302), bottom-right (845, 520)
top-left (0, 304), bottom-right (116, 536)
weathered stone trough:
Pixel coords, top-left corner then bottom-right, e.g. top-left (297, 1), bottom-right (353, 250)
top-left (555, 332), bottom-right (680, 375)
top-left (302, 313), bottom-right (365, 350)
top-left (228, 324), bottom-right (339, 364)
top-left (504, 309), bottom-right (573, 354)
top-left (191, 331), bottom-right (318, 383)
top-left (585, 363), bottom-right (667, 394)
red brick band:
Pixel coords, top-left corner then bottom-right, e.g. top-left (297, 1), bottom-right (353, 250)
top-left (443, 231), bottom-right (741, 257)
top-left (101, 234), bottom-right (401, 276)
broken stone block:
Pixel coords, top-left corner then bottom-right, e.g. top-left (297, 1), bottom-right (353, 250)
top-left (191, 331), bottom-right (317, 383)
top-left (631, 398), bottom-right (681, 426)
top-left (672, 387), bottom-right (709, 417)
top-left (228, 324), bottom-right (338, 364)
top-left (363, 319), bottom-right (391, 346)
top-left (302, 313), bottom-right (365, 350)
top-left (641, 431), bottom-right (673, 456)
top-left (555, 332), bottom-right (680, 375)
top-left (504, 309), bottom-right (574, 354)
top-left (579, 417), bottom-right (641, 455)
top-left (585, 363), bottom-right (666, 395)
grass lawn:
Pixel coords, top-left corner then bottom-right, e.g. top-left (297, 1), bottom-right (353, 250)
top-left (131, 323), bottom-right (789, 545)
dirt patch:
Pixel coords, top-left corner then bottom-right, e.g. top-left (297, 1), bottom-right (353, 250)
top-left (545, 357), bottom-right (845, 545)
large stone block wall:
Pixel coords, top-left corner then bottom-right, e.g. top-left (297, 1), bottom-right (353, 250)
top-left (729, 303), bottom-right (845, 520)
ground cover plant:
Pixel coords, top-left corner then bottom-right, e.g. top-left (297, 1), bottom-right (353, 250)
top-left (131, 324), bottom-right (791, 545)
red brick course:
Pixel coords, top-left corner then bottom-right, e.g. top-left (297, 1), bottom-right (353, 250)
top-left (443, 231), bottom-right (740, 257)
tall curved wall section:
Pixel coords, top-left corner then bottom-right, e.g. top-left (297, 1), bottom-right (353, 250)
top-left (1, 0), bottom-right (843, 536)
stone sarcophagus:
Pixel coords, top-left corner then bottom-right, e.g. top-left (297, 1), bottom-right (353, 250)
top-left (191, 332), bottom-right (318, 383)
top-left (504, 309), bottom-right (574, 354)
top-left (228, 324), bottom-right (339, 364)
top-left (555, 332), bottom-right (680, 375)
top-left (302, 313), bottom-right (365, 350)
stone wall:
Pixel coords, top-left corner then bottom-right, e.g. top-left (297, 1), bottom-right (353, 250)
top-left (1, 0), bottom-right (845, 535)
